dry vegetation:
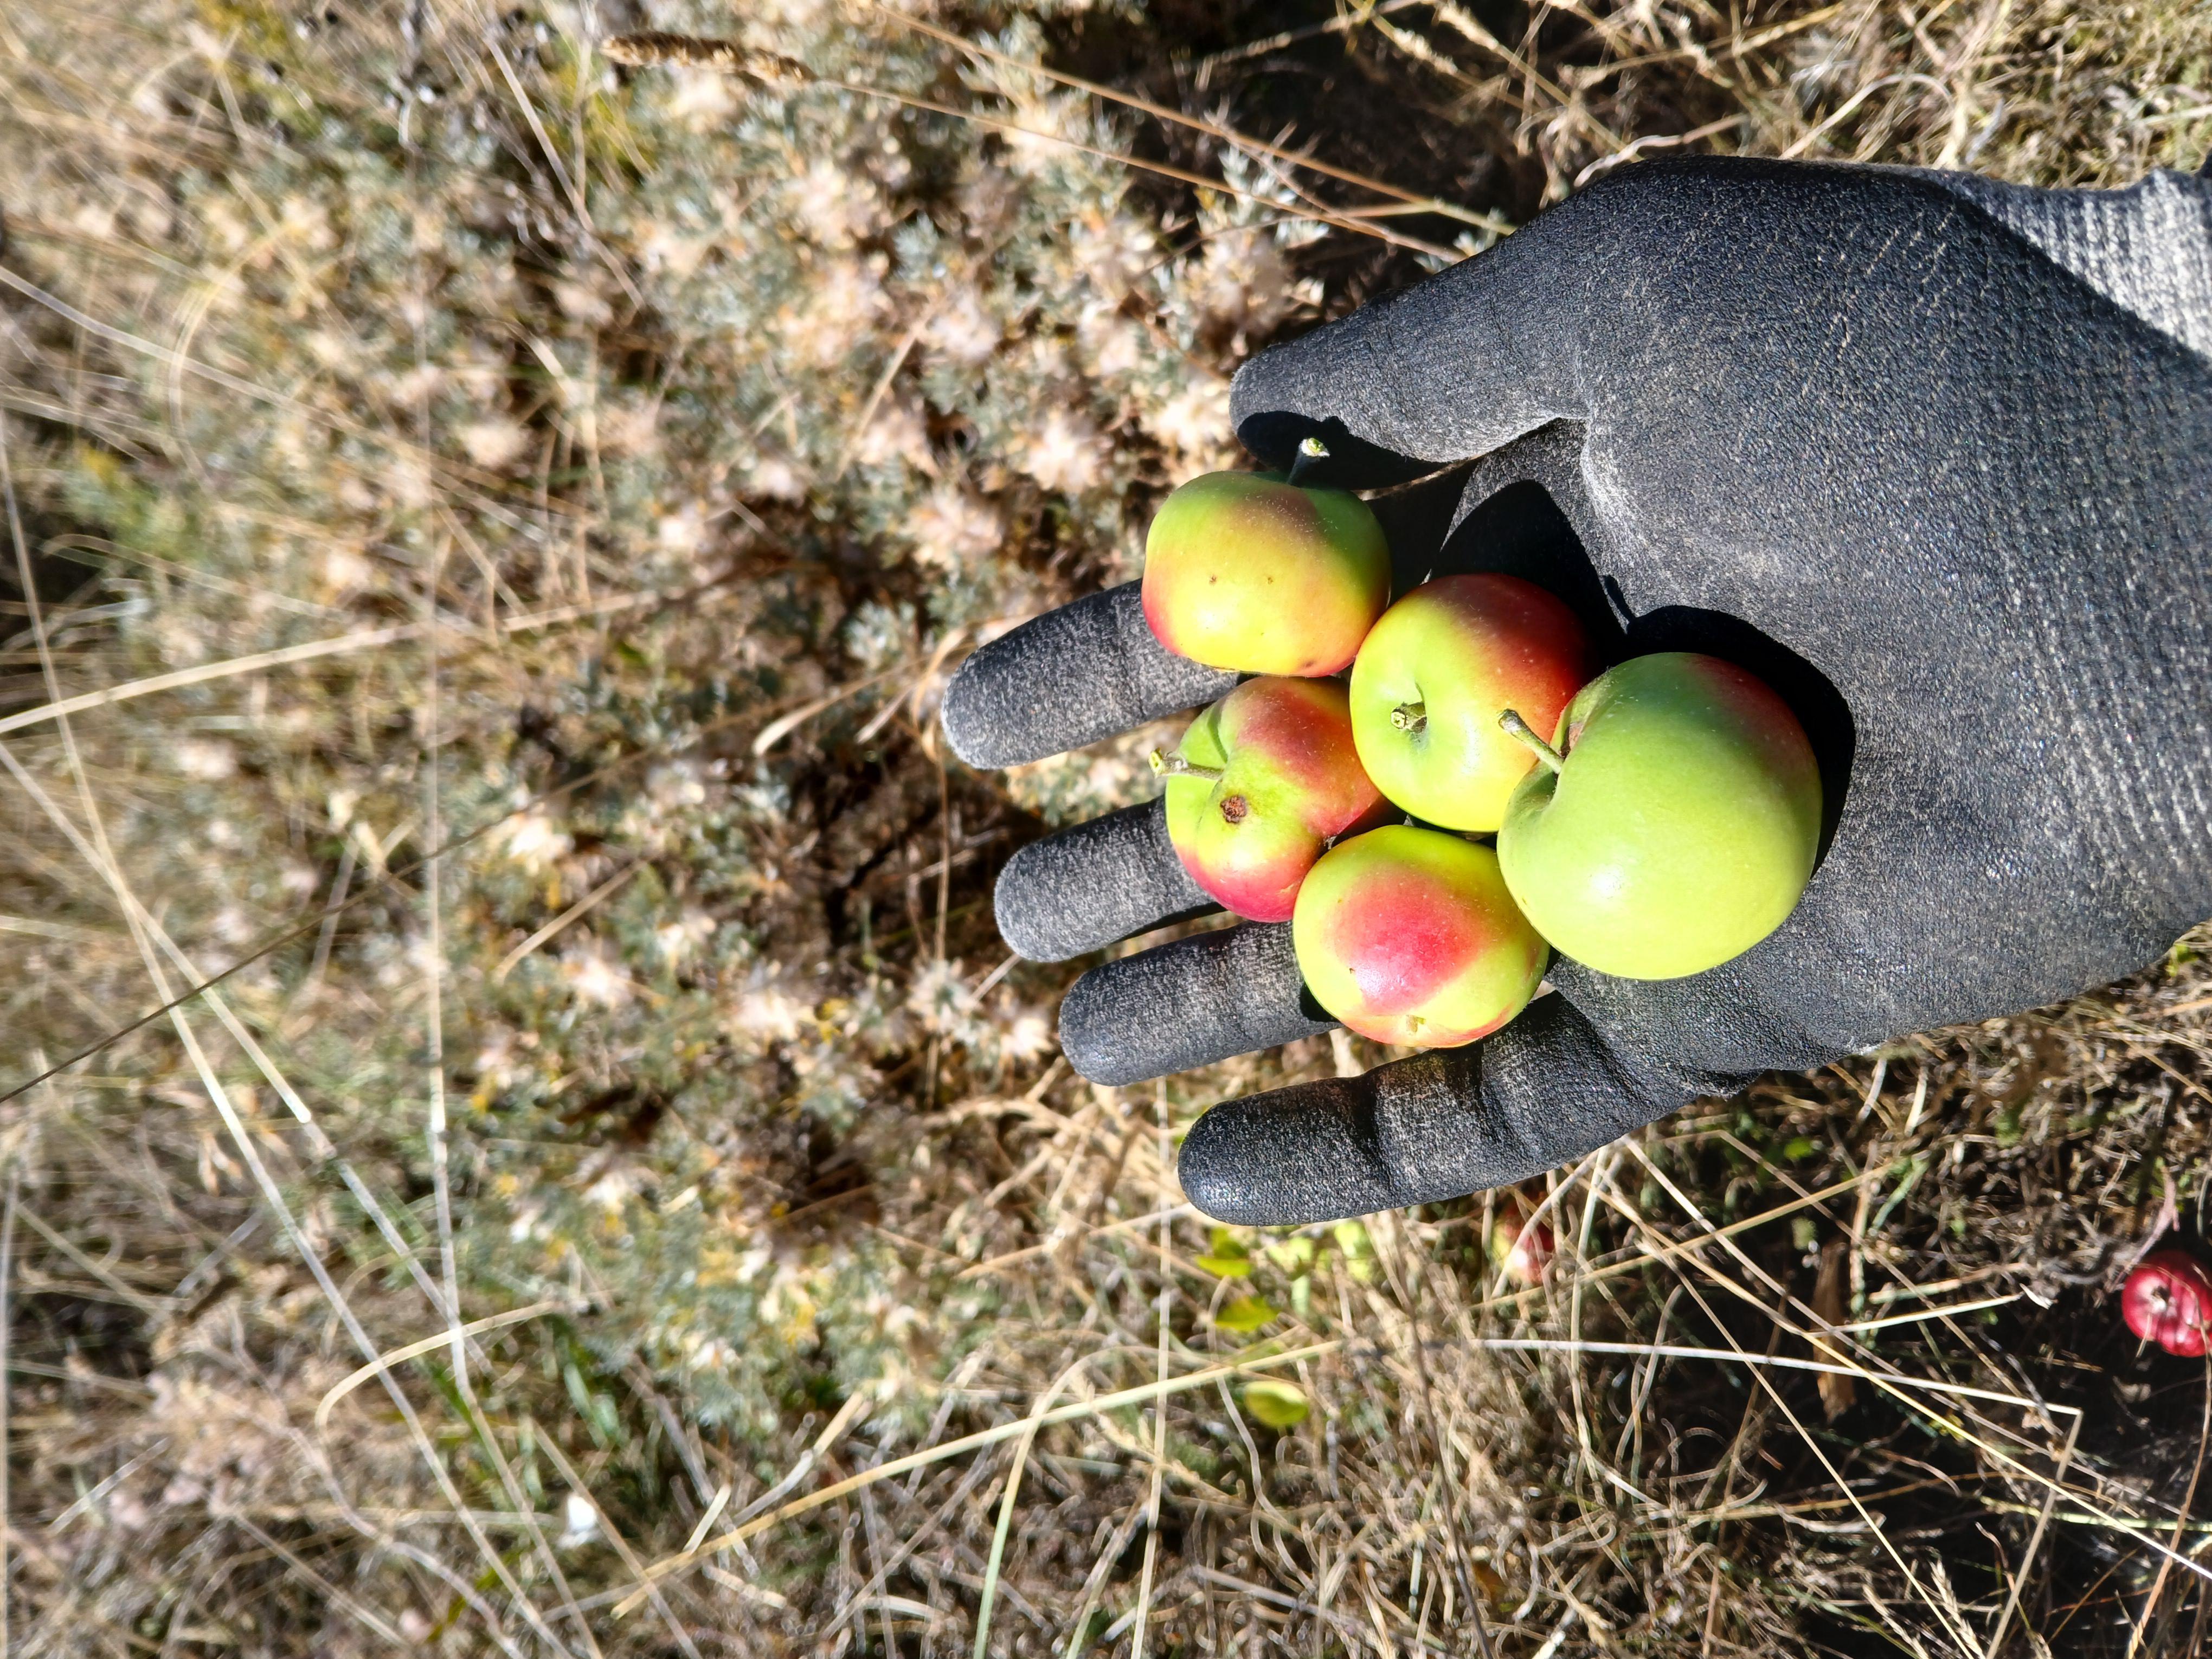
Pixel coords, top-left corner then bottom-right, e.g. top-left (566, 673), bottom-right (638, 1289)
top-left (1, 0), bottom-right (2210, 1653)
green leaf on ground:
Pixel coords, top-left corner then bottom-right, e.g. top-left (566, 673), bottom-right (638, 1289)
top-left (1196, 1226), bottom-right (1253, 1277)
top-left (1241, 1379), bottom-right (1309, 1429)
top-left (1214, 1296), bottom-right (1275, 1334)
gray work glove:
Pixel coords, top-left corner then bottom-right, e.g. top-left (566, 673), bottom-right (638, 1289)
top-left (942, 157), bottom-right (2212, 1226)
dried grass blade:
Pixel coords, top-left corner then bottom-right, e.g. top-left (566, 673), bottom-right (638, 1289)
top-left (610, 1341), bottom-right (1343, 1616)
top-left (0, 672), bottom-right (831, 1113)
top-left (0, 724), bottom-right (570, 1654)
top-left (1, 1165), bottom-right (12, 1659)
top-left (533, 1424), bottom-right (703, 1659)
top-left (680, 1484), bottom-right (733, 1557)
top-left (0, 622), bottom-right (422, 740)
top-left (2122, 1359), bottom-right (2211, 1659)
top-left (491, 860), bottom-right (645, 982)
top-left (604, 34), bottom-right (1457, 258)
top-left (1813, 1234), bottom-right (1857, 1420)
top-left (0, 585), bottom-right (665, 745)
top-left (226, 1515), bottom-right (410, 1649)
top-left (1131, 1086), bottom-right (1173, 1659)
top-left (751, 668), bottom-right (899, 756)
top-left (873, 5), bottom-right (1509, 233)
top-left (0, 264), bottom-right (570, 511)
top-left (315, 1302), bottom-right (565, 1430)
top-left (1986, 1410), bottom-right (2080, 1659)
top-left (973, 1358), bottom-right (1094, 1659)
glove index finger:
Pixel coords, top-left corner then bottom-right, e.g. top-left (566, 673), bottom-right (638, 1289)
top-left (942, 582), bottom-right (1234, 769)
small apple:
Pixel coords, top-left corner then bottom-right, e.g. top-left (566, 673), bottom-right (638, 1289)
top-left (1348, 573), bottom-right (1591, 833)
top-left (1496, 652), bottom-right (1821, 980)
top-left (1487, 1189), bottom-right (1554, 1287)
top-left (1153, 677), bottom-right (1388, 923)
top-left (1142, 441), bottom-right (1391, 678)
top-left (2124, 1250), bottom-right (2212, 1357)
top-left (1291, 824), bottom-right (1548, 1049)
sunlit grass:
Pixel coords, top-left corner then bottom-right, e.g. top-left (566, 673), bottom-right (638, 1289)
top-left (0, 0), bottom-right (2209, 1652)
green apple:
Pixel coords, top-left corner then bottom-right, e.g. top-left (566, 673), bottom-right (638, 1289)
top-left (1142, 442), bottom-right (1390, 677)
top-left (1348, 573), bottom-right (1590, 832)
top-left (1495, 652), bottom-right (1821, 980)
top-left (1291, 825), bottom-right (1548, 1049)
top-left (1153, 677), bottom-right (1389, 923)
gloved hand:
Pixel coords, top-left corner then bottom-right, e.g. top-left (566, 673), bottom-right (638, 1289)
top-left (942, 156), bottom-right (2212, 1226)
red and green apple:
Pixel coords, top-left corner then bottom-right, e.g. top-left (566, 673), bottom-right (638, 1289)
top-left (1291, 824), bottom-right (1548, 1049)
top-left (1495, 652), bottom-right (1821, 980)
top-left (1487, 1189), bottom-right (1554, 1287)
top-left (1142, 450), bottom-right (1390, 678)
top-left (1153, 677), bottom-right (1389, 923)
top-left (1348, 573), bottom-right (1590, 832)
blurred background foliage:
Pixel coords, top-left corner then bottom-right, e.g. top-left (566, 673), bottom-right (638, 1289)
top-left (2, 0), bottom-right (2211, 1652)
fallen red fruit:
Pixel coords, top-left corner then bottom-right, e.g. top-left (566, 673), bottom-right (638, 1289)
top-left (1487, 1191), bottom-right (1554, 1287)
top-left (2123, 1249), bottom-right (2212, 1356)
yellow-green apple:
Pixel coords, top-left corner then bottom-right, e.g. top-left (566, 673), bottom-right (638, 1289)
top-left (1141, 446), bottom-right (1390, 677)
top-left (1291, 825), bottom-right (1548, 1049)
top-left (1495, 652), bottom-right (1821, 980)
top-left (1152, 677), bottom-right (1389, 923)
top-left (1348, 573), bottom-right (1590, 832)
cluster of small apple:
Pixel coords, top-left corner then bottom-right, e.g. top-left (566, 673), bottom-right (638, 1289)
top-left (1138, 442), bottom-right (1824, 1051)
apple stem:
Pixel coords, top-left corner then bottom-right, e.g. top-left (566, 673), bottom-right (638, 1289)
top-left (1390, 701), bottom-right (1427, 735)
top-left (1149, 748), bottom-right (1224, 782)
top-left (1285, 435), bottom-right (1329, 487)
top-left (1499, 709), bottom-right (1565, 773)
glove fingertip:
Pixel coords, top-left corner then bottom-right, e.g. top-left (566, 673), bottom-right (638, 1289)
top-left (993, 799), bottom-right (1214, 964)
top-left (1057, 968), bottom-right (1139, 1088)
top-left (938, 652), bottom-right (1003, 770)
top-left (1178, 1073), bottom-right (1416, 1226)
top-left (939, 584), bottom-right (1237, 770)
top-left (1178, 1096), bottom-right (1347, 1226)
top-left (1057, 922), bottom-right (1333, 1089)
top-left (991, 843), bottom-right (1063, 962)
top-left (1178, 998), bottom-right (1700, 1227)
top-left (941, 643), bottom-right (1056, 770)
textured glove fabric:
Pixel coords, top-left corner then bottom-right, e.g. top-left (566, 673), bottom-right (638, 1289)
top-left (1059, 919), bottom-right (1335, 1088)
top-left (991, 798), bottom-right (1213, 963)
top-left (946, 157), bottom-right (2212, 1225)
top-left (1179, 995), bottom-right (1696, 1223)
top-left (1912, 169), bottom-right (2212, 359)
top-left (941, 583), bottom-right (1233, 768)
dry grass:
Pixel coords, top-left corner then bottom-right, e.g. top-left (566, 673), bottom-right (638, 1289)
top-left (0, 0), bottom-right (2210, 1655)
